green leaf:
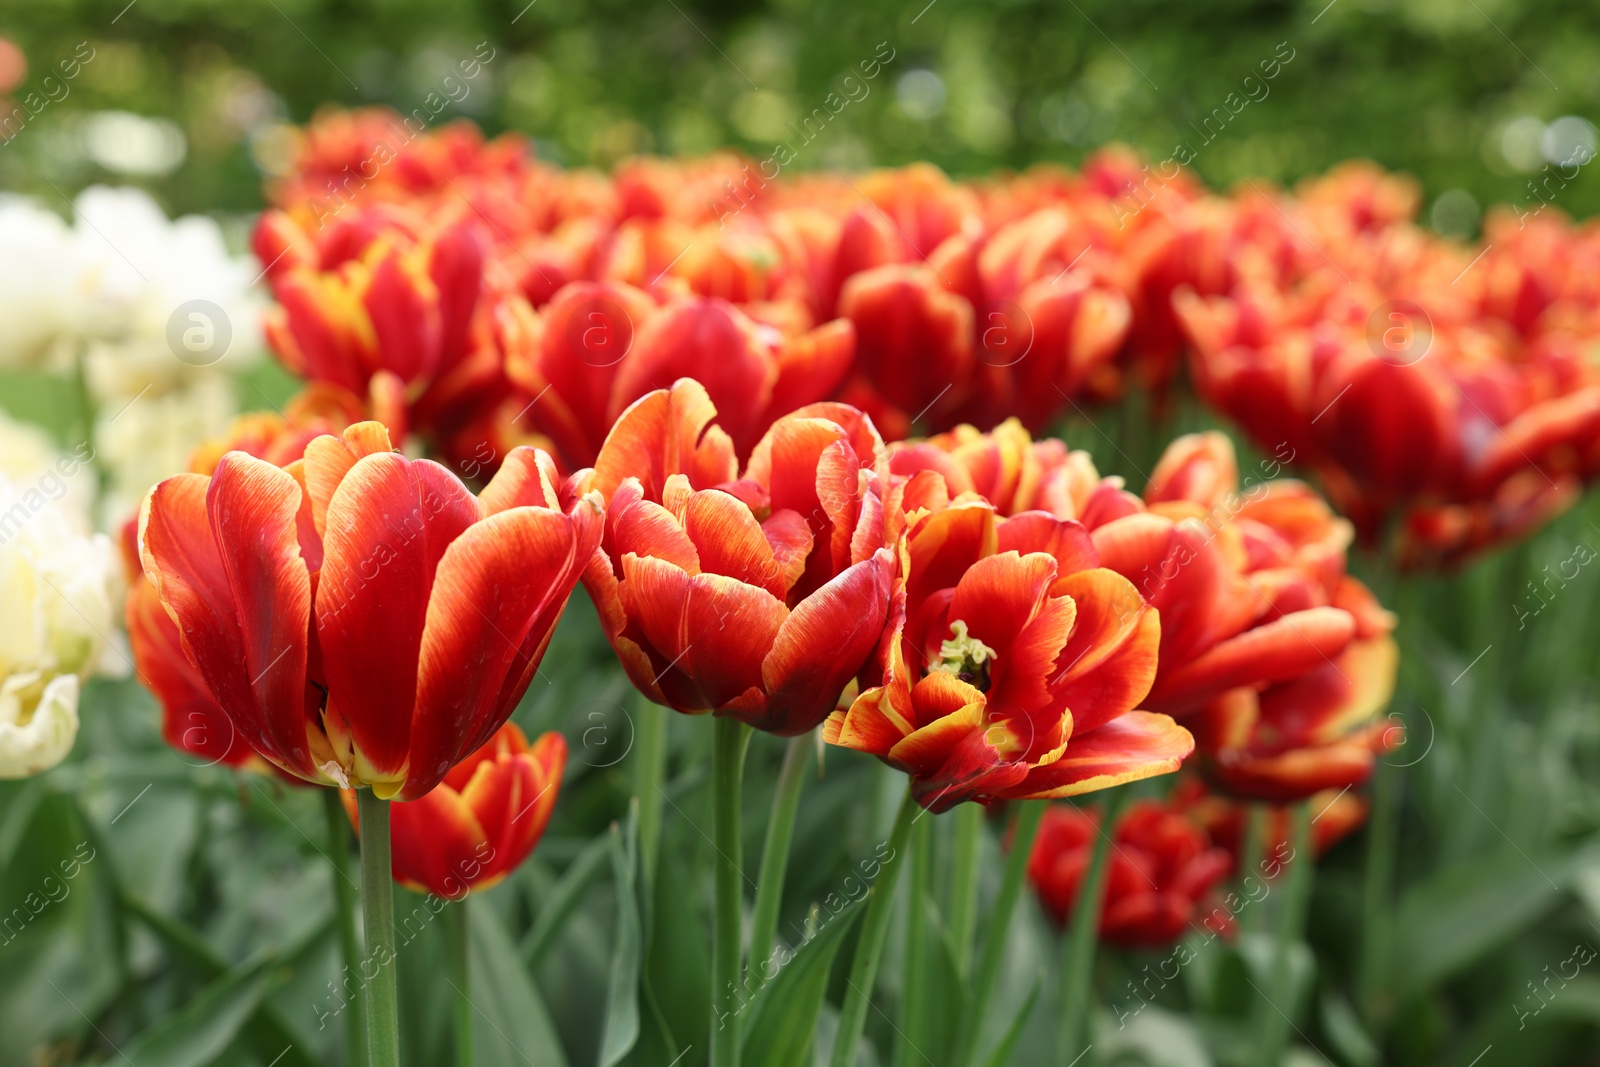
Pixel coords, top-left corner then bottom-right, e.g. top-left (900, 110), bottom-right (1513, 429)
top-left (914, 905), bottom-right (967, 1066)
top-left (120, 955), bottom-right (277, 1067)
top-left (1391, 848), bottom-right (1584, 998)
top-left (520, 832), bottom-right (612, 967)
top-left (743, 900), bottom-right (865, 1067)
top-left (122, 893), bottom-right (327, 1067)
top-left (978, 974), bottom-right (1040, 1067)
top-left (469, 896), bottom-right (571, 1067)
top-left (597, 807), bottom-right (642, 1067)
top-left (1319, 990), bottom-right (1379, 1067)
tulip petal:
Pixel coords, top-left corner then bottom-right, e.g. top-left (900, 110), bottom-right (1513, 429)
top-left (1146, 606), bottom-right (1356, 715)
top-left (478, 446), bottom-right (562, 515)
top-left (1003, 712), bottom-right (1194, 799)
top-left (685, 489), bottom-right (787, 597)
top-left (383, 786), bottom-right (490, 897)
top-left (759, 549), bottom-right (894, 734)
top-left (302, 422), bottom-right (398, 535)
top-left (141, 474), bottom-right (316, 777)
top-left (619, 554), bottom-right (788, 712)
top-left (406, 507), bottom-right (580, 798)
top-left (999, 512), bottom-right (1099, 575)
top-left (205, 453), bottom-right (316, 773)
top-left (317, 453), bottom-right (480, 785)
top-left (590, 379), bottom-right (739, 502)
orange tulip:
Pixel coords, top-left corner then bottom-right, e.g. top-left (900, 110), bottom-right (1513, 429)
top-left (344, 724), bottom-right (565, 897)
top-left (138, 421), bottom-right (601, 799)
top-left (578, 379), bottom-right (896, 735)
top-left (824, 467), bottom-right (1189, 811)
top-left (505, 284), bottom-right (854, 467)
top-left (126, 397), bottom-right (402, 779)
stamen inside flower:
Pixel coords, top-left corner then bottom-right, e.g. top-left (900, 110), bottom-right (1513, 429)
top-left (930, 619), bottom-right (997, 691)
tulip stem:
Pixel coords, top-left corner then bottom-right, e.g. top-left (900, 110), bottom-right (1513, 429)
top-left (1360, 761), bottom-right (1399, 1026)
top-left (830, 788), bottom-right (918, 1067)
top-left (897, 816), bottom-right (934, 1067)
top-left (1238, 804), bottom-right (1268, 929)
top-left (952, 801), bottom-right (1044, 1067)
top-left (322, 789), bottom-right (365, 1067)
top-left (449, 895), bottom-right (474, 1067)
top-left (1059, 789), bottom-right (1128, 1067)
top-left (711, 717), bottom-right (751, 1067)
top-left (635, 697), bottom-right (670, 887)
top-left (1255, 801), bottom-right (1315, 1067)
top-left (948, 802), bottom-right (985, 978)
top-left (356, 788), bottom-right (401, 1067)
top-left (748, 733), bottom-right (811, 992)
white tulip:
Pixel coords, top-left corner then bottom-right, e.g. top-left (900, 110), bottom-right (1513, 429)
top-left (0, 474), bottom-right (117, 777)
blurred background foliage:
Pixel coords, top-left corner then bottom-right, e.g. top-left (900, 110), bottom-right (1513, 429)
top-left (1, 0), bottom-right (1598, 232)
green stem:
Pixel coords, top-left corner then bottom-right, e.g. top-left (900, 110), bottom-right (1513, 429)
top-left (830, 789), bottom-right (918, 1067)
top-left (1255, 802), bottom-right (1315, 1067)
top-left (952, 802), bottom-right (1044, 1067)
top-left (1359, 761), bottom-right (1398, 1026)
top-left (634, 697), bottom-right (670, 887)
top-left (948, 803), bottom-right (984, 978)
top-left (322, 789), bottom-right (365, 1067)
top-left (897, 818), bottom-right (933, 1067)
top-left (357, 788), bottom-right (400, 1067)
top-left (449, 895), bottom-right (474, 1067)
top-left (1238, 803), bottom-right (1268, 929)
top-left (747, 733), bottom-right (810, 990)
top-left (711, 717), bottom-right (751, 1067)
top-left (1059, 789), bottom-right (1128, 1067)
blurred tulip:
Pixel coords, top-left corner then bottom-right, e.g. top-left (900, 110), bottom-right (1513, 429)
top-left (138, 421), bottom-right (601, 798)
top-left (505, 284), bottom-right (853, 467)
top-left (1174, 776), bottom-right (1369, 873)
top-left (0, 474), bottom-right (116, 780)
top-left (1026, 799), bottom-right (1233, 947)
top-left (579, 379), bottom-right (895, 735)
top-left (344, 723), bottom-right (565, 897)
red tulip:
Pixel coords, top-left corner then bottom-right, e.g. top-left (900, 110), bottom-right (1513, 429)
top-left (126, 399), bottom-right (402, 779)
top-left (506, 283), bottom-right (855, 468)
top-left (1173, 776), bottom-right (1369, 873)
top-left (1026, 800), bottom-right (1233, 947)
top-left (138, 421), bottom-right (601, 799)
top-left (579, 379), bottom-right (896, 735)
top-left (824, 472), bottom-right (1190, 811)
top-left (260, 216), bottom-right (488, 400)
top-left (836, 264), bottom-right (975, 439)
top-left (344, 723), bottom-right (565, 897)
top-left (127, 565), bottom-right (280, 776)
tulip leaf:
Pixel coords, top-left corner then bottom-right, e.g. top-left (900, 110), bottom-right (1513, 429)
top-left (122, 892), bottom-right (329, 1067)
top-left (977, 973), bottom-right (1041, 1067)
top-left (469, 897), bottom-right (571, 1067)
top-left (918, 906), bottom-right (968, 1064)
top-left (598, 806), bottom-right (643, 1067)
top-left (742, 899), bottom-right (865, 1067)
top-left (1390, 847), bottom-right (1587, 999)
top-left (119, 954), bottom-right (277, 1067)
top-left (520, 832), bottom-right (612, 967)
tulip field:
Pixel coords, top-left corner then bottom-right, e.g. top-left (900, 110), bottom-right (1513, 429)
top-left (3, 4), bottom-right (1600, 1067)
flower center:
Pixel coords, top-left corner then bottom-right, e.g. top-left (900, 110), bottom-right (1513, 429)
top-left (930, 619), bottom-right (997, 692)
